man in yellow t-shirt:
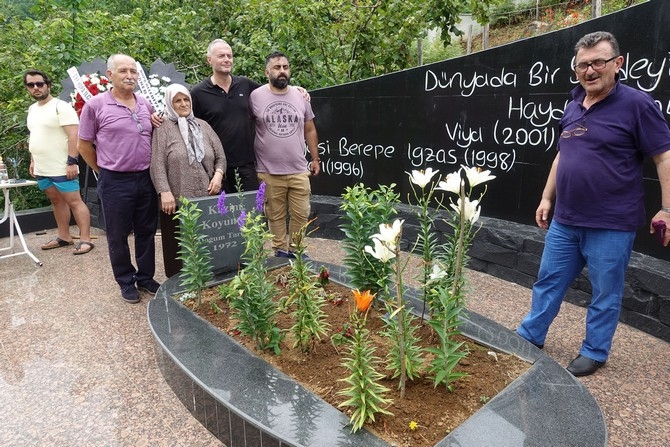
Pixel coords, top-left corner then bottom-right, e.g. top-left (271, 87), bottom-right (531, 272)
top-left (24, 69), bottom-right (93, 254)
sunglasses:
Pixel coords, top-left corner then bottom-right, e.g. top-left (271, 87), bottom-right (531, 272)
top-left (25, 82), bottom-right (47, 88)
top-left (131, 112), bottom-right (144, 134)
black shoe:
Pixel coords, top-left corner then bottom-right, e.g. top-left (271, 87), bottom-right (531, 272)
top-left (289, 251), bottom-right (310, 260)
top-left (121, 285), bottom-right (140, 304)
top-left (137, 279), bottom-right (161, 296)
top-left (567, 355), bottom-right (605, 377)
top-left (514, 330), bottom-right (543, 349)
top-left (275, 249), bottom-right (294, 258)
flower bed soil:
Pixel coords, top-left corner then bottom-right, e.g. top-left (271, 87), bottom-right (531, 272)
top-left (189, 266), bottom-right (530, 447)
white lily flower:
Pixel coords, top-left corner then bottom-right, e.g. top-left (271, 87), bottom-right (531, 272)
top-left (462, 165), bottom-right (496, 188)
top-left (149, 77), bottom-right (160, 86)
top-left (436, 171), bottom-right (462, 194)
top-left (161, 76), bottom-right (171, 83)
top-left (428, 264), bottom-right (447, 281)
top-left (451, 197), bottom-right (481, 223)
top-left (407, 168), bottom-right (439, 188)
top-left (364, 238), bottom-right (396, 263)
top-left (372, 219), bottom-right (404, 245)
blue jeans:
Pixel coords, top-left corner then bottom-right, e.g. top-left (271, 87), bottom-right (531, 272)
top-left (517, 221), bottom-right (635, 362)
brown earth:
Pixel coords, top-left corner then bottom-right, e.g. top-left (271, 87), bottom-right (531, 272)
top-left (189, 266), bottom-right (530, 447)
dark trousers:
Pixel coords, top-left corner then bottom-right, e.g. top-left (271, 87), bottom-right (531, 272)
top-left (98, 168), bottom-right (158, 288)
top-left (223, 161), bottom-right (259, 193)
top-left (160, 210), bottom-right (182, 278)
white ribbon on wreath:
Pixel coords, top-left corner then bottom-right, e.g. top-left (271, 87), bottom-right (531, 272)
top-left (67, 67), bottom-right (94, 104)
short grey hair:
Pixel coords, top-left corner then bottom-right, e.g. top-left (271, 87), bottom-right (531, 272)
top-left (574, 31), bottom-right (620, 57)
top-left (107, 54), bottom-right (135, 71)
top-left (206, 39), bottom-right (231, 57)
top-left (107, 54), bottom-right (119, 71)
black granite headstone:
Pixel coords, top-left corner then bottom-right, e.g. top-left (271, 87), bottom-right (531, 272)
top-left (190, 191), bottom-right (258, 274)
top-left (309, 0), bottom-right (670, 261)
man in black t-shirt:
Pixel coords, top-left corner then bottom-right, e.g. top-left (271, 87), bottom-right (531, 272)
top-left (191, 39), bottom-right (261, 193)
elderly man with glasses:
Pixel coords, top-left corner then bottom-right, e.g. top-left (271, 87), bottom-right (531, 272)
top-left (516, 31), bottom-right (670, 376)
top-left (77, 54), bottom-right (161, 304)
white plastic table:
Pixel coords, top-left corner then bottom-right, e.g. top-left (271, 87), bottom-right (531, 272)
top-left (0, 180), bottom-right (42, 266)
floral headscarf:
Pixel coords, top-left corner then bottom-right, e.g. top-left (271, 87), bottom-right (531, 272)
top-left (164, 83), bottom-right (204, 164)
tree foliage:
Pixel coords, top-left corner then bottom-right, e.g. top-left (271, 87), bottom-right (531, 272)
top-left (1, 0), bottom-right (502, 209)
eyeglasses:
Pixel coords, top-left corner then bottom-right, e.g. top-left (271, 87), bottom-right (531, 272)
top-left (573, 56), bottom-right (618, 73)
top-left (131, 112), bottom-right (144, 134)
top-left (25, 82), bottom-right (46, 88)
top-left (560, 123), bottom-right (587, 138)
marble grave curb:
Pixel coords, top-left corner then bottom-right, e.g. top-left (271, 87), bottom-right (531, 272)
top-left (147, 259), bottom-right (606, 447)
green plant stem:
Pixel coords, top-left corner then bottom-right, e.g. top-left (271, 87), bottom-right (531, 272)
top-left (393, 239), bottom-right (407, 399)
top-left (417, 193), bottom-right (434, 323)
top-left (338, 310), bottom-right (393, 432)
top-left (451, 181), bottom-right (467, 319)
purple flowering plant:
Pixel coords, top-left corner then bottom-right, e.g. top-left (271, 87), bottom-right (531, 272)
top-left (237, 211), bottom-right (247, 230)
top-left (215, 181), bottom-right (266, 221)
top-left (256, 182), bottom-right (266, 212)
top-left (217, 190), bottom-right (227, 215)
top-left (214, 181), bottom-right (270, 256)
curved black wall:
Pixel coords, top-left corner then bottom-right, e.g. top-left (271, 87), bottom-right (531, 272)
top-left (309, 0), bottom-right (670, 262)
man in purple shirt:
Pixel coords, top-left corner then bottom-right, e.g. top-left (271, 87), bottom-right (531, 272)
top-left (516, 32), bottom-right (670, 376)
top-left (78, 54), bottom-right (161, 304)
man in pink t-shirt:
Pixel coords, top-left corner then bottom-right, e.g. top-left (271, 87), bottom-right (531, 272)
top-left (249, 52), bottom-right (320, 258)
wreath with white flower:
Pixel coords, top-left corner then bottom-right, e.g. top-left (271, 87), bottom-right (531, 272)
top-left (70, 73), bottom-right (109, 116)
top-left (147, 74), bottom-right (171, 113)
top-left (60, 58), bottom-right (186, 116)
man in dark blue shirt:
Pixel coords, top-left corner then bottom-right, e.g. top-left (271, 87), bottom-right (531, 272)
top-left (517, 31), bottom-right (670, 376)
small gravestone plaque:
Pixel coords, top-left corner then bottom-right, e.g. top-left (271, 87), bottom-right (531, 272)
top-left (191, 190), bottom-right (258, 274)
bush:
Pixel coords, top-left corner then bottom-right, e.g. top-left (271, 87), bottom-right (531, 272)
top-left (418, 32), bottom-right (465, 65)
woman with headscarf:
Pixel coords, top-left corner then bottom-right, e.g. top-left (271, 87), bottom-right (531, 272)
top-left (151, 83), bottom-right (226, 277)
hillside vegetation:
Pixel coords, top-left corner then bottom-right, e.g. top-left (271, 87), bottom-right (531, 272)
top-left (469, 0), bottom-right (644, 52)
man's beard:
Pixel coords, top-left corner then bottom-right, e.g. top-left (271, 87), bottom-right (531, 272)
top-left (31, 90), bottom-right (49, 101)
top-left (270, 75), bottom-right (289, 89)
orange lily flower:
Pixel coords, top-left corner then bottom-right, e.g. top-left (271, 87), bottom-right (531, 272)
top-left (353, 289), bottom-right (375, 312)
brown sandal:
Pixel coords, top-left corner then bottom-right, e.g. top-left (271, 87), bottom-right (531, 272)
top-left (41, 237), bottom-right (74, 250)
top-left (73, 241), bottom-right (94, 255)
